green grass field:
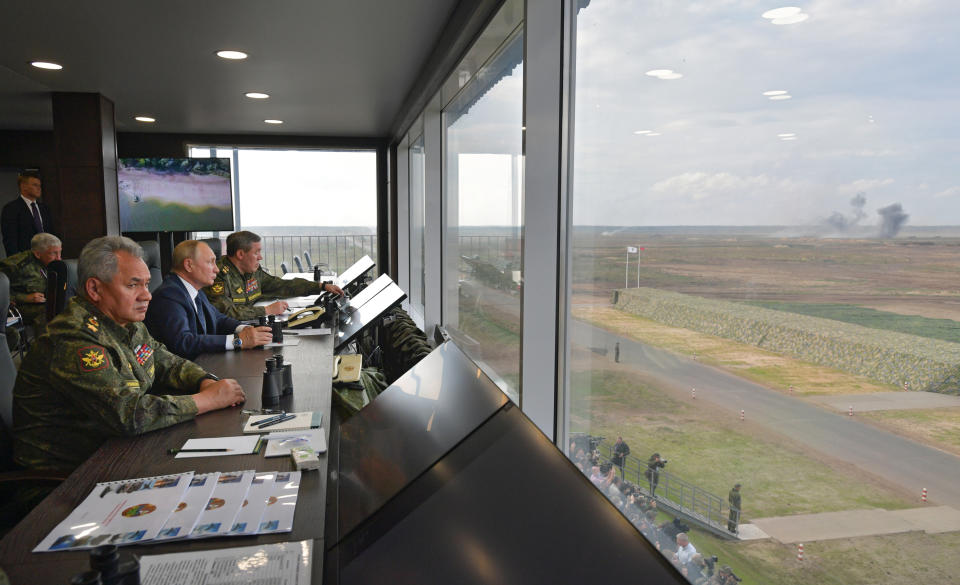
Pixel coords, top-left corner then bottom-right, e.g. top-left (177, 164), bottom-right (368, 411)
top-left (743, 301), bottom-right (960, 344)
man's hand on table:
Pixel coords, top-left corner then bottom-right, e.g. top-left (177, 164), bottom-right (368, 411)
top-left (194, 378), bottom-right (246, 414)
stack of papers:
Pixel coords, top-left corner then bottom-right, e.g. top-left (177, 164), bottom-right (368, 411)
top-left (33, 470), bottom-right (301, 552)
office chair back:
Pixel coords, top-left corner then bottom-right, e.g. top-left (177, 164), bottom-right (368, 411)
top-left (293, 256), bottom-right (304, 273)
top-left (44, 260), bottom-right (69, 321)
top-left (136, 240), bottom-right (163, 293)
top-left (63, 258), bottom-right (78, 297)
top-left (201, 237), bottom-right (222, 257)
top-left (280, 262), bottom-right (289, 274)
top-left (0, 274), bottom-right (16, 432)
top-left (303, 251), bottom-right (313, 267)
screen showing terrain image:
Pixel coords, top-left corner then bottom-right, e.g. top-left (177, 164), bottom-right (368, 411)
top-left (118, 158), bottom-right (234, 231)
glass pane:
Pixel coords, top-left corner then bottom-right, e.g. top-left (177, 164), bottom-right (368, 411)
top-left (236, 149), bottom-right (377, 275)
top-left (409, 134), bottom-right (426, 314)
top-left (443, 31), bottom-right (524, 402)
top-left (567, 2), bottom-right (960, 584)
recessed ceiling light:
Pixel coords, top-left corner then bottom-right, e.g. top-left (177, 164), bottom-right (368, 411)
top-left (772, 13), bottom-right (809, 24)
top-left (763, 90), bottom-right (788, 96)
top-left (762, 7), bottom-right (801, 19)
top-left (31, 61), bottom-right (63, 70)
top-left (646, 132), bottom-right (662, 136)
top-left (777, 133), bottom-right (796, 138)
top-left (634, 130), bottom-right (652, 135)
top-left (216, 50), bottom-right (248, 60)
top-left (769, 95), bottom-right (793, 100)
top-left (245, 92), bottom-right (270, 99)
top-left (134, 116), bottom-right (156, 123)
top-left (264, 119), bottom-right (284, 124)
top-left (780, 136), bottom-right (797, 141)
top-left (645, 69), bottom-right (683, 80)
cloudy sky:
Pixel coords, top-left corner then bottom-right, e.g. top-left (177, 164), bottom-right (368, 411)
top-left (571, 0), bottom-right (960, 227)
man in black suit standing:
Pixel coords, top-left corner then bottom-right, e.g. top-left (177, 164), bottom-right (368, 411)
top-left (145, 240), bottom-right (272, 360)
top-left (2, 172), bottom-right (56, 256)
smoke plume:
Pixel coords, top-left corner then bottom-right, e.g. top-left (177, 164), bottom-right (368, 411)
top-left (877, 203), bottom-right (909, 238)
top-left (824, 192), bottom-right (868, 232)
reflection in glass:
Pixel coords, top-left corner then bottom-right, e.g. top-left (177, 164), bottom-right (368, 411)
top-left (409, 134), bottom-right (426, 317)
top-left (443, 31), bottom-right (524, 402)
top-left (567, 1), bottom-right (960, 583)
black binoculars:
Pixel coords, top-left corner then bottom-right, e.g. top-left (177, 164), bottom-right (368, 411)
top-left (69, 545), bottom-right (139, 585)
top-left (262, 354), bottom-right (293, 405)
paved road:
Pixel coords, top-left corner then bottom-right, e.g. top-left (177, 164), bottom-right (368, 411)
top-left (572, 320), bottom-right (960, 510)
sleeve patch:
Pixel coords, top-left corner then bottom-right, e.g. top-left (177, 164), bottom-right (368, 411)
top-left (78, 346), bottom-right (109, 372)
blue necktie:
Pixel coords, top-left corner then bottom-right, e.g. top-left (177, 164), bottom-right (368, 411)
top-left (195, 295), bottom-right (207, 334)
top-left (30, 202), bottom-right (43, 232)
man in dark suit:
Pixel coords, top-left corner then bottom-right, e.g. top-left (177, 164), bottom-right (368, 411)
top-left (2, 172), bottom-right (57, 256)
top-left (145, 240), bottom-right (272, 360)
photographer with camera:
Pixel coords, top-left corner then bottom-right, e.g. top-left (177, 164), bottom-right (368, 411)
top-left (645, 452), bottom-right (667, 496)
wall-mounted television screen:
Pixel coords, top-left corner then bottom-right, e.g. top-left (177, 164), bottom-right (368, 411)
top-left (118, 157), bottom-right (234, 232)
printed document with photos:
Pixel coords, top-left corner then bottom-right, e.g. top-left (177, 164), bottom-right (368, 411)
top-left (34, 472), bottom-right (194, 552)
top-left (258, 471), bottom-right (301, 533)
top-left (189, 470), bottom-right (256, 539)
top-left (227, 471), bottom-right (276, 536)
top-left (140, 540), bottom-right (312, 585)
top-left (154, 472), bottom-right (220, 541)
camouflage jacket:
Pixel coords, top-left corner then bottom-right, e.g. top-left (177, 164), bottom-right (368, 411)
top-left (0, 249), bottom-right (46, 305)
top-left (204, 256), bottom-right (322, 320)
top-left (13, 296), bottom-right (207, 471)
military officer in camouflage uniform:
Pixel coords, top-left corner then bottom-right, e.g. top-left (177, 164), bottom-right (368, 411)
top-left (728, 483), bottom-right (741, 532)
top-left (204, 230), bottom-right (342, 320)
top-left (13, 236), bottom-right (246, 472)
top-left (0, 232), bottom-right (62, 336)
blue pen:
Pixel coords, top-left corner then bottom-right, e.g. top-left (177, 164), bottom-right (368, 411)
top-left (252, 412), bottom-right (287, 427)
top-left (258, 413), bottom-right (297, 429)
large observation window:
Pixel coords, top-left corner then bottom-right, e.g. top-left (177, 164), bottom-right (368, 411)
top-left (188, 147), bottom-right (377, 275)
top-left (565, 1), bottom-right (960, 583)
top-left (442, 25), bottom-right (524, 401)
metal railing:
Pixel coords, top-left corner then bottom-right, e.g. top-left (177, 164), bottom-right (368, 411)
top-left (590, 437), bottom-right (738, 536)
top-left (255, 235), bottom-right (377, 276)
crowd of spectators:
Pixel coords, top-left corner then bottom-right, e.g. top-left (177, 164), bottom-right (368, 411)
top-left (569, 434), bottom-right (743, 585)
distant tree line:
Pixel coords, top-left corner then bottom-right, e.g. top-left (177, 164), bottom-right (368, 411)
top-left (122, 157), bottom-right (230, 177)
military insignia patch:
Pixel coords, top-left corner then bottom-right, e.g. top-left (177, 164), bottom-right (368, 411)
top-left (78, 346), bottom-right (109, 371)
top-left (245, 278), bottom-right (259, 293)
top-left (211, 282), bottom-right (224, 295)
top-left (85, 316), bottom-right (100, 333)
top-left (221, 265), bottom-right (229, 273)
top-left (134, 343), bottom-right (154, 365)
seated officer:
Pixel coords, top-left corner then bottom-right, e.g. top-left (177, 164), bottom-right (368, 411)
top-left (204, 230), bottom-right (343, 320)
top-left (146, 240), bottom-right (272, 359)
top-left (0, 232), bottom-right (62, 336)
top-left (13, 236), bottom-right (246, 472)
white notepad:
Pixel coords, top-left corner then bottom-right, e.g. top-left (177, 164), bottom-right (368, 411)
top-left (243, 412), bottom-right (322, 434)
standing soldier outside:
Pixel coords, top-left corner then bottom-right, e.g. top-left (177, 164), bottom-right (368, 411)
top-left (645, 452), bottom-right (667, 496)
top-left (204, 231), bottom-right (343, 320)
top-left (728, 483), bottom-right (742, 532)
top-left (612, 435), bottom-right (631, 477)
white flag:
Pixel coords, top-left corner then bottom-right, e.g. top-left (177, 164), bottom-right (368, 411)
top-left (627, 246), bottom-right (638, 253)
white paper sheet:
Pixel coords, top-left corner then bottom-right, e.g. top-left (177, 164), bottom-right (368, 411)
top-left (264, 337), bottom-right (301, 347)
top-left (140, 540), bottom-right (312, 585)
top-left (174, 435), bottom-right (261, 458)
top-left (285, 327), bottom-right (331, 336)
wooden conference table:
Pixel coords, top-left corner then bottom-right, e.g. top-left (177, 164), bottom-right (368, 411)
top-left (0, 331), bottom-right (334, 583)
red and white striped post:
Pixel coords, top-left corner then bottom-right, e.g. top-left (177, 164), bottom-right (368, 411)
top-left (922, 488), bottom-right (928, 503)
top-left (848, 405), bottom-right (854, 417)
top-left (692, 388), bottom-right (696, 399)
top-left (740, 409), bottom-right (745, 422)
top-left (797, 543), bottom-right (804, 561)
top-left (789, 385), bottom-right (794, 394)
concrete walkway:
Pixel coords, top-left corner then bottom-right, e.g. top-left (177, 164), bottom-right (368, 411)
top-left (745, 506), bottom-right (960, 543)
top-left (809, 391), bottom-right (960, 412)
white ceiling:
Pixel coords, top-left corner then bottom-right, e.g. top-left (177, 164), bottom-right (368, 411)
top-left (0, 0), bottom-right (460, 136)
